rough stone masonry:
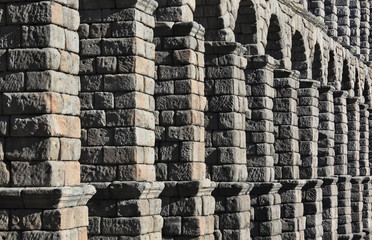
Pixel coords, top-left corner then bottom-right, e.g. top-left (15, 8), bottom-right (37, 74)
top-left (1, 0), bottom-right (372, 239)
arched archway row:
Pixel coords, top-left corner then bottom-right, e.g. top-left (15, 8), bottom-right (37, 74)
top-left (224, 0), bottom-right (372, 239)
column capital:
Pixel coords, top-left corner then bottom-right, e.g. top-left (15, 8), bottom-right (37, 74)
top-left (205, 41), bottom-right (247, 56)
top-left (318, 84), bottom-right (336, 93)
top-left (299, 79), bottom-right (321, 89)
top-left (250, 182), bottom-right (282, 195)
top-left (246, 55), bottom-right (280, 71)
top-left (273, 69), bottom-right (300, 89)
top-left (333, 90), bottom-right (349, 98)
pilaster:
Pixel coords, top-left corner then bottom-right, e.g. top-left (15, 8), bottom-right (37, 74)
top-left (309, 0), bottom-right (325, 21)
top-left (273, 70), bottom-right (300, 180)
top-left (325, 0), bottom-right (339, 38)
top-left (337, 175), bottom-right (353, 239)
top-left (250, 183), bottom-right (282, 240)
top-left (347, 97), bottom-right (361, 176)
top-left (279, 180), bottom-right (306, 240)
top-left (204, 40), bottom-right (252, 239)
top-left (213, 183), bottom-right (253, 240)
top-left (318, 85), bottom-right (336, 177)
top-left (333, 90), bottom-right (349, 175)
top-left (154, 9), bottom-right (216, 238)
top-left (349, 0), bottom-right (361, 55)
top-left (359, 104), bottom-right (370, 176)
top-left (362, 177), bottom-right (372, 238)
top-left (350, 176), bottom-right (366, 239)
top-left (78, 0), bottom-right (165, 238)
top-left (321, 177), bottom-right (339, 240)
top-left (245, 55), bottom-right (282, 240)
top-left (360, 0), bottom-right (370, 62)
top-left (336, 0), bottom-right (351, 47)
top-left (205, 41), bottom-right (248, 184)
top-left (297, 80), bottom-right (320, 179)
top-left (245, 55), bottom-right (278, 183)
top-left (302, 179), bottom-right (324, 240)
top-left (368, 107), bottom-right (372, 174)
top-left (0, 0), bottom-right (94, 239)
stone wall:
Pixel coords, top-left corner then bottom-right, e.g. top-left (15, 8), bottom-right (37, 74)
top-left (0, 0), bottom-right (372, 239)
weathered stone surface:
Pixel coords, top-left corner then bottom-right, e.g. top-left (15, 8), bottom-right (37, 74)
top-left (1, 0), bottom-right (371, 240)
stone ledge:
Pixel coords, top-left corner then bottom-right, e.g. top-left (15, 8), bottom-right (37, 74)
top-left (350, 176), bottom-right (365, 184)
top-left (250, 182), bottom-right (282, 195)
top-left (320, 176), bottom-right (338, 186)
top-left (278, 179), bottom-right (307, 190)
top-left (161, 180), bottom-right (216, 197)
top-left (91, 181), bottom-right (164, 200)
top-left (212, 182), bottom-right (254, 197)
top-left (302, 179), bottom-right (323, 190)
top-left (0, 184), bottom-right (95, 209)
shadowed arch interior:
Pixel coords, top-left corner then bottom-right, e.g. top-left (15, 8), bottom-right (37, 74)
top-left (265, 15), bottom-right (284, 60)
top-left (291, 31), bottom-right (308, 79)
top-left (363, 78), bottom-right (371, 105)
top-left (341, 60), bottom-right (352, 91)
top-left (355, 70), bottom-right (361, 97)
top-left (327, 51), bottom-right (336, 84)
top-left (234, 0), bottom-right (257, 49)
top-left (312, 43), bottom-right (322, 81)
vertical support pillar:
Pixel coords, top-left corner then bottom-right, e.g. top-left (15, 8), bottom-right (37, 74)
top-left (325, 0), bottom-right (339, 38)
top-left (333, 90), bottom-right (349, 175)
top-left (360, 0), bottom-right (370, 62)
top-left (347, 98), bottom-right (365, 238)
top-left (273, 70), bottom-right (306, 239)
top-left (362, 177), bottom-right (372, 238)
top-left (346, 97), bottom-right (365, 238)
top-left (0, 0), bottom-right (95, 239)
top-left (154, 19), bottom-right (216, 239)
top-left (349, 0), bottom-right (361, 55)
top-left (279, 180), bottom-right (305, 240)
top-left (369, 107), bottom-right (372, 174)
top-left (369, 3), bottom-right (372, 63)
top-left (318, 86), bottom-right (338, 240)
top-left (309, 0), bottom-right (326, 21)
top-left (336, 0), bottom-right (351, 47)
top-left (296, 80), bottom-right (323, 239)
top-left (246, 55), bottom-right (277, 183)
top-left (245, 55), bottom-right (282, 240)
top-left (79, 0), bottom-right (164, 238)
top-left (321, 177), bottom-right (339, 240)
top-left (205, 41), bottom-right (248, 191)
top-left (273, 70), bottom-right (300, 180)
top-left (250, 183), bottom-right (282, 240)
top-left (347, 97), bottom-right (360, 176)
top-left (302, 180), bottom-right (324, 240)
top-left (204, 41), bottom-right (252, 239)
top-left (318, 85), bottom-right (336, 177)
top-left (333, 90), bottom-right (352, 239)
top-left (297, 80), bottom-right (320, 179)
top-left (360, 104), bottom-right (370, 176)
top-left (359, 103), bottom-right (370, 238)
top-left (213, 183), bottom-right (253, 240)
top-left (350, 177), bottom-right (365, 239)
top-left (337, 176), bottom-right (353, 239)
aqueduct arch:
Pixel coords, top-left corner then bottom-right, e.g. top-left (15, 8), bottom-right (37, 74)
top-left (0, 0), bottom-right (372, 240)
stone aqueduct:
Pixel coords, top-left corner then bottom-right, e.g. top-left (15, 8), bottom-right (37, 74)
top-left (1, 0), bottom-right (372, 239)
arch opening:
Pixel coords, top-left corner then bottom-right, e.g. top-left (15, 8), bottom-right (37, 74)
top-left (312, 43), bottom-right (322, 82)
top-left (363, 79), bottom-right (371, 106)
top-left (355, 70), bottom-right (361, 97)
top-left (341, 60), bottom-right (352, 91)
top-left (327, 51), bottom-right (336, 84)
top-left (234, 0), bottom-right (257, 45)
top-left (291, 31), bottom-right (308, 79)
top-left (265, 15), bottom-right (284, 60)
